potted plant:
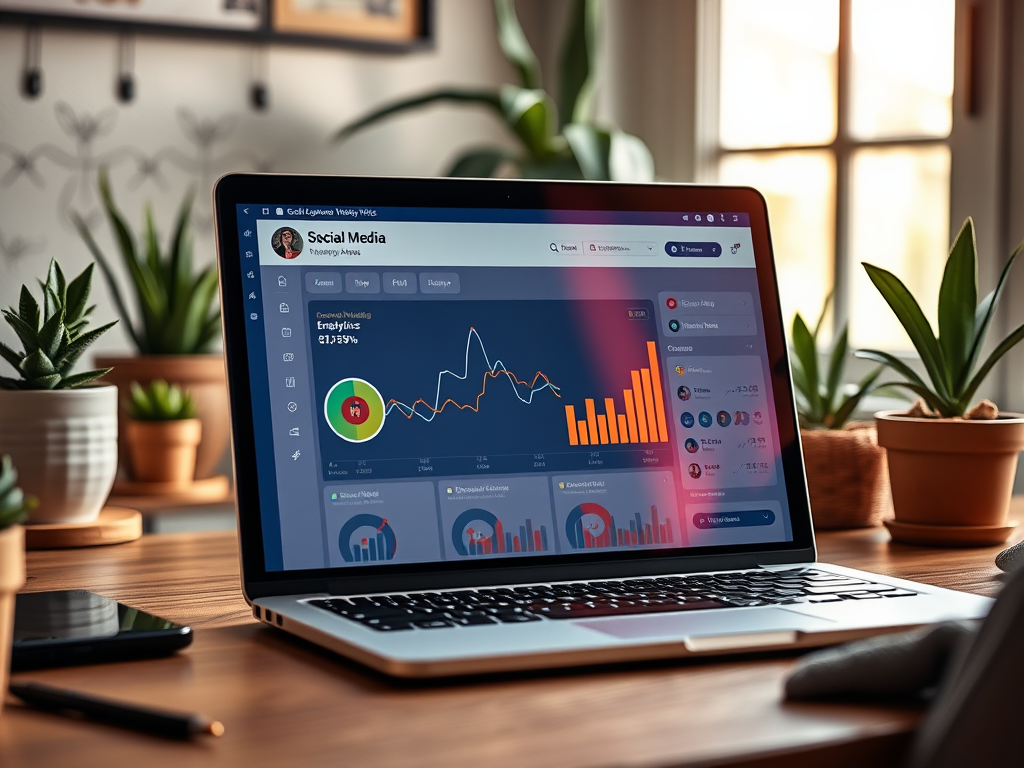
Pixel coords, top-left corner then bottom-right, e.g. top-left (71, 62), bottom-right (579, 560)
top-left (0, 456), bottom-right (34, 719)
top-left (790, 296), bottom-right (887, 529)
top-left (334, 0), bottom-right (654, 181)
top-left (125, 380), bottom-right (202, 485)
top-left (0, 260), bottom-right (118, 524)
top-left (857, 218), bottom-right (1024, 545)
top-left (73, 168), bottom-right (228, 481)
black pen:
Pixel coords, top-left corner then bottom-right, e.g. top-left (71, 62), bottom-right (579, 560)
top-left (9, 682), bottom-right (224, 739)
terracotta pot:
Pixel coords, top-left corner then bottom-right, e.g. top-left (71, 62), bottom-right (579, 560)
top-left (126, 418), bottom-right (202, 484)
top-left (801, 422), bottom-right (891, 529)
top-left (95, 355), bottom-right (229, 480)
top-left (875, 410), bottom-right (1024, 527)
top-left (0, 386), bottom-right (118, 524)
top-left (0, 524), bottom-right (25, 720)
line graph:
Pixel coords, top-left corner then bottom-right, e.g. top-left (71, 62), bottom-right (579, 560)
top-left (385, 326), bottom-right (561, 422)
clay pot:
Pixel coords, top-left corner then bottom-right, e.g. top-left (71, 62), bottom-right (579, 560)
top-left (126, 418), bottom-right (202, 484)
top-left (0, 524), bottom-right (25, 720)
top-left (875, 410), bottom-right (1024, 528)
top-left (0, 386), bottom-right (118, 524)
top-left (801, 422), bottom-right (891, 529)
top-left (96, 355), bottom-right (228, 480)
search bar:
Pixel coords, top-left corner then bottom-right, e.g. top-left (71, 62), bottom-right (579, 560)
top-left (548, 241), bottom-right (583, 255)
top-left (583, 241), bottom-right (657, 255)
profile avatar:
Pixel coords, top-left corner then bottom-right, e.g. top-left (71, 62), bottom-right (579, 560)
top-left (684, 438), bottom-right (699, 454)
top-left (272, 227), bottom-right (303, 259)
top-left (341, 395), bottom-right (370, 425)
top-left (677, 385), bottom-right (691, 401)
top-left (688, 463), bottom-right (702, 479)
top-left (734, 410), bottom-right (750, 426)
top-left (717, 410), bottom-right (732, 427)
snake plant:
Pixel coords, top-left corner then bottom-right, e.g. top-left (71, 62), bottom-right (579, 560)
top-left (334, 0), bottom-right (654, 181)
top-left (0, 260), bottom-right (115, 390)
top-left (791, 294), bottom-right (882, 429)
top-left (857, 218), bottom-right (1024, 418)
top-left (73, 168), bottom-right (220, 355)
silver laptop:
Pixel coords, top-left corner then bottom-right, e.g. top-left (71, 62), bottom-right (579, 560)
top-left (213, 174), bottom-right (990, 677)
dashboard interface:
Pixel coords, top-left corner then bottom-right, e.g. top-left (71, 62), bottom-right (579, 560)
top-left (234, 204), bottom-right (795, 572)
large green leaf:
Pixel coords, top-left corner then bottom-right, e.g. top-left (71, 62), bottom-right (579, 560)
top-left (862, 262), bottom-right (950, 402)
top-left (823, 325), bottom-right (848, 413)
top-left (872, 380), bottom-right (948, 416)
top-left (18, 286), bottom-right (39, 333)
top-left (959, 321), bottom-right (1024, 414)
top-left (168, 190), bottom-right (195, 308)
top-left (494, 0), bottom-right (542, 89)
top-left (2, 311), bottom-right (39, 354)
top-left (72, 211), bottom-right (143, 352)
top-left (558, 0), bottom-right (599, 126)
top-left (963, 238), bottom-right (1024, 392)
top-left (20, 348), bottom-right (55, 380)
top-left (446, 147), bottom-right (511, 177)
top-left (608, 130), bottom-right (655, 182)
top-left (0, 340), bottom-right (20, 372)
top-left (564, 123), bottom-right (610, 180)
top-left (937, 218), bottom-right (977, 395)
top-left (53, 321), bottom-right (116, 374)
top-left (333, 89), bottom-right (503, 142)
top-left (57, 368), bottom-right (111, 390)
top-left (143, 205), bottom-right (163, 288)
top-left (790, 312), bottom-right (821, 420)
top-left (36, 309), bottom-right (65, 360)
top-left (500, 86), bottom-right (554, 158)
top-left (63, 264), bottom-right (93, 331)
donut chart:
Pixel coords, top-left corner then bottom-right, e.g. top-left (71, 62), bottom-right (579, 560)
top-left (324, 377), bottom-right (386, 443)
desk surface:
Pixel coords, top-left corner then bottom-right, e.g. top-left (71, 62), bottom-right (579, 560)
top-left (3, 504), bottom-right (1019, 768)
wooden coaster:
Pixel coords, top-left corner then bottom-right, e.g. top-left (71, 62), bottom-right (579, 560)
top-left (24, 507), bottom-right (142, 550)
top-left (884, 518), bottom-right (1018, 548)
top-left (109, 475), bottom-right (231, 506)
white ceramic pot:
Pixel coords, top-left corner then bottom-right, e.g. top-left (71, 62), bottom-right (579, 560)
top-left (0, 386), bottom-right (118, 524)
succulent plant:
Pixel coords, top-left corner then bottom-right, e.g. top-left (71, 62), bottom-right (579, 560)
top-left (857, 218), bottom-right (1024, 418)
top-left (126, 379), bottom-right (197, 421)
top-left (790, 294), bottom-right (882, 429)
top-left (73, 167), bottom-right (221, 355)
top-left (334, 0), bottom-right (654, 181)
top-left (0, 455), bottom-right (36, 530)
top-left (0, 260), bottom-right (116, 390)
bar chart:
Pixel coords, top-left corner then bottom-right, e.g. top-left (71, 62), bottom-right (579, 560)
top-left (565, 502), bottom-right (674, 550)
top-left (338, 513), bottom-right (398, 563)
top-left (563, 341), bottom-right (670, 447)
top-left (451, 507), bottom-right (551, 556)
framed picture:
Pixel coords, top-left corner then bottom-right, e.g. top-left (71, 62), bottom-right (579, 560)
top-left (0, 0), bottom-right (431, 50)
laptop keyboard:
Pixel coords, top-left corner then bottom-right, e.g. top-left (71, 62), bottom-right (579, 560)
top-left (306, 568), bottom-right (918, 632)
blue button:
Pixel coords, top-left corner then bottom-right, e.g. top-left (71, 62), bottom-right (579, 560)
top-left (693, 510), bottom-right (776, 529)
top-left (666, 242), bottom-right (722, 257)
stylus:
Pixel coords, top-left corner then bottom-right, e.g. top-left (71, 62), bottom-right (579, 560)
top-left (8, 682), bottom-right (224, 739)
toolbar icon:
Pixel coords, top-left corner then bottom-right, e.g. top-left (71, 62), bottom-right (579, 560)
top-left (279, 303), bottom-right (289, 314)
top-left (263, 207), bottom-right (270, 214)
top-left (248, 292), bottom-right (256, 300)
top-left (281, 328), bottom-right (292, 338)
top-left (283, 352), bottom-right (294, 362)
top-left (244, 229), bottom-right (252, 237)
top-left (289, 427), bottom-right (300, 436)
top-left (287, 402), bottom-right (298, 412)
top-left (285, 377), bottom-right (295, 388)
top-left (291, 450), bottom-right (301, 461)
top-left (278, 276), bottom-right (287, 287)
top-left (246, 271), bottom-right (254, 279)
top-left (250, 313), bottom-right (257, 320)
top-left (245, 250), bottom-right (253, 258)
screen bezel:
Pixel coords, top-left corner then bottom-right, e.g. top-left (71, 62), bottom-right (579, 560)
top-left (213, 174), bottom-right (816, 601)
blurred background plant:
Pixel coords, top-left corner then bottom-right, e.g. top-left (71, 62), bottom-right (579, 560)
top-left (0, 260), bottom-right (115, 390)
top-left (335, 0), bottom-right (654, 181)
top-left (791, 293), bottom-right (882, 429)
top-left (0, 455), bottom-right (36, 530)
top-left (73, 168), bottom-right (220, 355)
top-left (125, 380), bottom-right (197, 422)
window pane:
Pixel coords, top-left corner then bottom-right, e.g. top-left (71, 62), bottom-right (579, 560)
top-left (849, 0), bottom-right (955, 139)
top-left (848, 145), bottom-right (951, 351)
top-left (719, 151), bottom-right (835, 337)
top-left (719, 0), bottom-right (838, 149)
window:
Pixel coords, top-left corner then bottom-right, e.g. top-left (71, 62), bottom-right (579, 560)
top-left (710, 0), bottom-right (955, 350)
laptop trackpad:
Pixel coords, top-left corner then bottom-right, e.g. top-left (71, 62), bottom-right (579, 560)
top-left (578, 607), bottom-right (835, 640)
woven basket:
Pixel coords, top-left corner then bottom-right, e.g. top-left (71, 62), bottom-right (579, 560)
top-left (801, 422), bottom-right (891, 529)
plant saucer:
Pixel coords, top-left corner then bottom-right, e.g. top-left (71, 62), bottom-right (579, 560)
top-left (884, 518), bottom-right (1018, 547)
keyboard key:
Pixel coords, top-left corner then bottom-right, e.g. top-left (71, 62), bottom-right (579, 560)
top-left (414, 619), bottom-right (455, 629)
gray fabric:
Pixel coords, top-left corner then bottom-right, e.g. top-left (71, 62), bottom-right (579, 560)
top-left (994, 538), bottom-right (1024, 572)
top-left (784, 621), bottom-right (977, 701)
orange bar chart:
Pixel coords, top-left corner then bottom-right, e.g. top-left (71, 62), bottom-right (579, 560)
top-left (563, 340), bottom-right (670, 447)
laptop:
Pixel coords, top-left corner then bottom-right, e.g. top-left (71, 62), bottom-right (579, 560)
top-left (213, 174), bottom-right (990, 678)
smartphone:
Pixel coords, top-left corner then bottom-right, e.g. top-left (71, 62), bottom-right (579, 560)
top-left (12, 590), bottom-right (192, 671)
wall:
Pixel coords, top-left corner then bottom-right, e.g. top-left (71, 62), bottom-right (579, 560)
top-left (0, 0), bottom-right (515, 359)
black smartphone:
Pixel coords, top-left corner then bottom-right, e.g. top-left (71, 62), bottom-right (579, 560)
top-left (12, 590), bottom-right (193, 671)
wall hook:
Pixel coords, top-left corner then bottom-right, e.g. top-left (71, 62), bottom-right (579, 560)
top-left (22, 26), bottom-right (43, 99)
top-left (117, 34), bottom-right (136, 103)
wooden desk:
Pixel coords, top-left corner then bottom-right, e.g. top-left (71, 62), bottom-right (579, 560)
top-left (3, 504), bottom-right (1018, 768)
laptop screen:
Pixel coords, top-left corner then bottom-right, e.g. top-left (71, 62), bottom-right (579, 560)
top-left (232, 199), bottom-right (798, 573)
